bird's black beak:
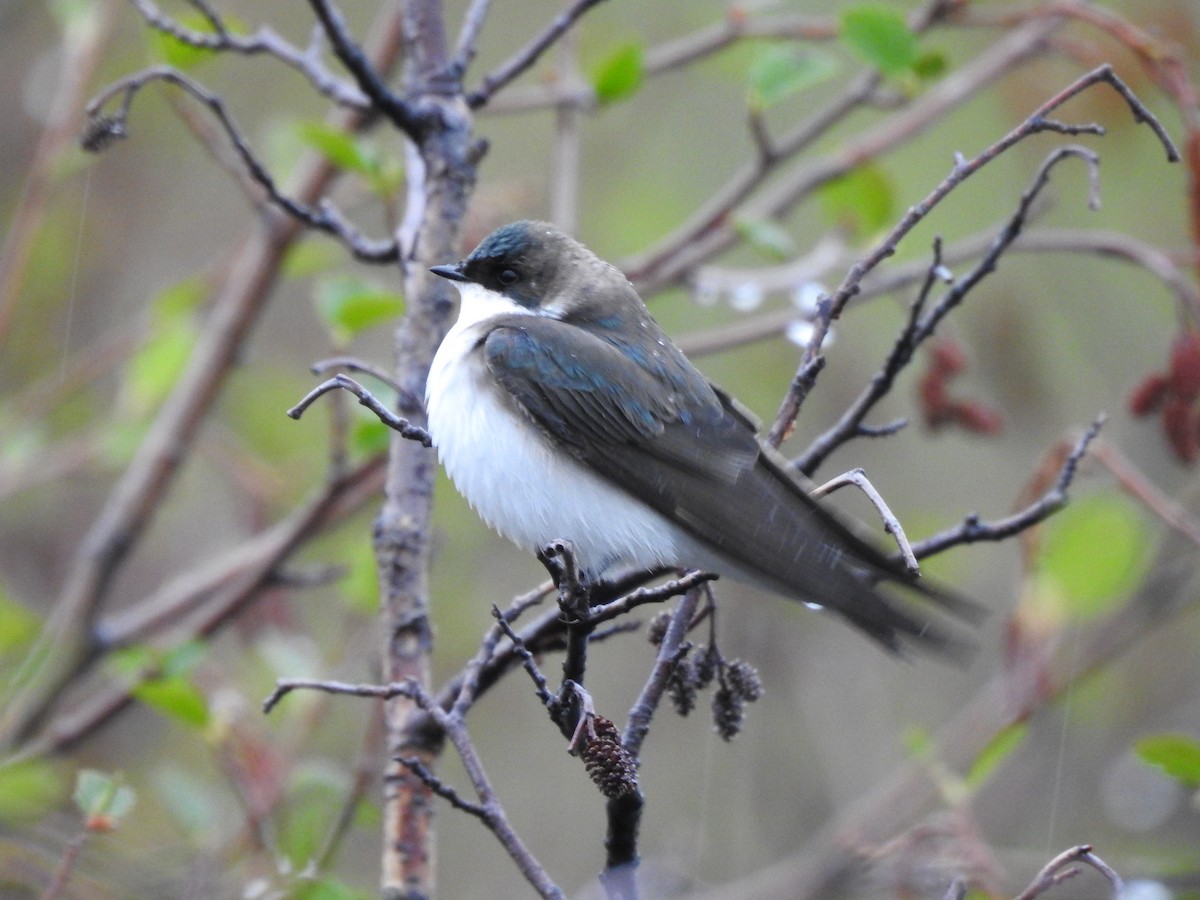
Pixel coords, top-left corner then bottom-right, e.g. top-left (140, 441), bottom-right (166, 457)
top-left (430, 263), bottom-right (468, 283)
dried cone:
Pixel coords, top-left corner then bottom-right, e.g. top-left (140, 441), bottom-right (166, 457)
top-left (579, 715), bottom-right (639, 799)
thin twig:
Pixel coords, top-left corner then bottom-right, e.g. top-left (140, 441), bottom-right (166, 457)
top-left (305, 0), bottom-right (421, 135)
top-left (311, 356), bottom-right (407, 395)
top-left (675, 226), bottom-right (1200, 359)
top-left (128, 0), bottom-right (368, 106)
top-left (588, 570), bottom-right (719, 626)
top-left (1092, 443), bottom-right (1200, 549)
top-left (1013, 844), bottom-right (1124, 900)
top-left (623, 586), bottom-right (703, 757)
top-left (264, 676), bottom-right (566, 900)
top-left (397, 755), bottom-right (487, 819)
top-left (38, 831), bottom-right (88, 900)
top-left (450, 0), bottom-right (494, 81)
top-left (84, 67), bottom-right (400, 262)
top-left (625, 0), bottom-right (1037, 292)
top-left (911, 416), bottom-right (1104, 560)
top-left (467, 0), bottom-right (606, 108)
top-left (492, 608), bottom-right (556, 709)
top-left (770, 64), bottom-right (1178, 447)
top-left (793, 144), bottom-right (1101, 468)
top-left (288, 374), bottom-right (432, 447)
top-left (812, 468), bottom-right (920, 574)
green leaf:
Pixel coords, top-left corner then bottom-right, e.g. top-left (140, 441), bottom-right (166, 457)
top-left (912, 49), bottom-right (947, 81)
top-left (0, 760), bottom-right (66, 823)
top-left (747, 46), bottom-right (837, 111)
top-left (153, 276), bottom-right (208, 321)
top-left (840, 4), bottom-right (917, 76)
top-left (147, 12), bottom-right (229, 70)
top-left (278, 763), bottom-right (348, 867)
top-left (1135, 734), bottom-right (1200, 787)
top-left (341, 540), bottom-right (380, 615)
top-left (734, 217), bottom-right (796, 261)
top-left (74, 770), bottom-right (137, 827)
top-left (125, 319), bottom-right (194, 415)
top-left (111, 643), bottom-right (210, 727)
top-left (350, 416), bottom-right (391, 457)
top-left (314, 276), bottom-right (405, 345)
top-left (132, 676), bottom-right (211, 728)
top-left (292, 879), bottom-right (372, 900)
top-left (0, 593), bottom-right (41, 656)
top-left (591, 42), bottom-right (644, 105)
top-left (819, 162), bottom-right (895, 238)
top-left (901, 726), bottom-right (933, 758)
top-left (110, 645), bottom-right (155, 677)
top-left (966, 723), bottom-right (1028, 789)
top-left (283, 240), bottom-right (343, 279)
top-left (295, 121), bottom-right (377, 176)
top-left (1038, 492), bottom-right (1148, 620)
top-left (122, 277), bottom-right (205, 419)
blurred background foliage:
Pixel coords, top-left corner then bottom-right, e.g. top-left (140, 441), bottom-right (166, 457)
top-left (1, 0), bottom-right (1199, 897)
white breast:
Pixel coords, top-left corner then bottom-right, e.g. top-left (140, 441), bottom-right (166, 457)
top-left (426, 283), bottom-right (686, 576)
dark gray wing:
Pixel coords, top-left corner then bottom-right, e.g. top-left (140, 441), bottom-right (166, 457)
top-left (483, 316), bottom-right (975, 654)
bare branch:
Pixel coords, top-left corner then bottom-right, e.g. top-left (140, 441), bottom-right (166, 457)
top-left (676, 226), bottom-right (1200, 359)
top-left (288, 374), bottom-right (433, 447)
top-left (625, 8), bottom-right (1063, 292)
top-left (588, 570), bottom-right (719, 626)
top-left (911, 416), bottom-right (1104, 559)
top-left (1093, 443), bottom-right (1200, 549)
top-left (467, 0), bottom-right (606, 109)
top-left (492, 608), bottom-right (556, 709)
top-left (768, 60), bottom-right (1180, 448)
top-left (450, 0), bottom-right (494, 81)
top-left (623, 586), bottom-right (704, 757)
top-left (771, 59), bottom-right (1182, 446)
top-left (128, 0), bottom-right (369, 107)
top-left (1013, 845), bottom-right (1124, 900)
top-left (311, 356), bottom-right (407, 395)
top-left (792, 144), bottom-right (1102, 465)
top-left (266, 675), bottom-right (565, 900)
top-left (397, 755), bottom-right (487, 819)
top-left (83, 66), bottom-right (400, 262)
top-left (305, 0), bottom-right (422, 136)
top-left (811, 468), bottom-right (920, 575)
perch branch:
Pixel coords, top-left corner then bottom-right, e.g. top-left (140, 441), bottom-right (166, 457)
top-left (288, 374), bottom-right (432, 446)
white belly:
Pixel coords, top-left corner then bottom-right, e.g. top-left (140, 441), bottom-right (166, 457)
top-left (426, 287), bottom-right (686, 576)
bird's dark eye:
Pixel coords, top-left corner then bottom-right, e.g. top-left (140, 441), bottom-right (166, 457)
top-left (497, 268), bottom-right (519, 286)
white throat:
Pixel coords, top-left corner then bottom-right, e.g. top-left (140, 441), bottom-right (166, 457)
top-left (425, 281), bottom-right (688, 576)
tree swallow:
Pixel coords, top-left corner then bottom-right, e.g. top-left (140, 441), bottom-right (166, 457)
top-left (427, 221), bottom-right (974, 654)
